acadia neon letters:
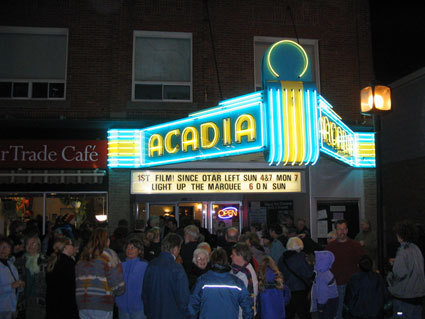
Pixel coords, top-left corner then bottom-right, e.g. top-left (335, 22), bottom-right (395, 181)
top-left (148, 115), bottom-right (257, 158)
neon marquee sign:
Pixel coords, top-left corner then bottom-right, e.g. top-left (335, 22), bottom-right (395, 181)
top-left (108, 40), bottom-right (375, 168)
top-left (217, 207), bottom-right (238, 220)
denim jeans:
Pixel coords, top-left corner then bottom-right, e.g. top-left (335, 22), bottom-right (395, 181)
top-left (392, 298), bottom-right (422, 318)
top-left (119, 309), bottom-right (146, 319)
top-left (336, 284), bottom-right (347, 319)
top-left (79, 309), bottom-right (113, 319)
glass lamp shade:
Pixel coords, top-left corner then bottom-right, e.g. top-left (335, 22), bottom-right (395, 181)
top-left (95, 214), bottom-right (107, 222)
top-left (361, 85), bottom-right (391, 114)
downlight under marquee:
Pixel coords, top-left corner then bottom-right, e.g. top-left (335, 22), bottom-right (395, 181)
top-left (108, 40), bottom-right (375, 169)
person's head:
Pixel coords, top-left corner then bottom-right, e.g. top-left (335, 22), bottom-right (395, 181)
top-left (125, 238), bottom-right (144, 260)
top-left (218, 221), bottom-right (225, 228)
top-left (161, 233), bottom-right (183, 257)
top-left (231, 242), bottom-right (251, 266)
top-left (257, 255), bottom-right (284, 291)
top-left (167, 218), bottom-right (178, 231)
top-left (239, 233), bottom-right (250, 246)
top-left (0, 237), bottom-right (12, 260)
top-left (25, 236), bottom-right (41, 256)
top-left (360, 219), bottom-right (371, 232)
top-left (72, 239), bottom-right (80, 257)
top-left (296, 218), bottom-right (306, 231)
top-left (358, 254), bottom-right (373, 272)
top-left (225, 227), bottom-right (239, 243)
top-left (247, 232), bottom-right (261, 249)
top-left (393, 220), bottom-right (418, 243)
top-left (262, 233), bottom-right (272, 246)
top-left (9, 220), bottom-right (25, 235)
top-left (47, 236), bottom-right (73, 272)
top-left (11, 234), bottom-right (25, 255)
top-left (184, 225), bottom-right (200, 243)
top-left (335, 220), bottom-right (349, 242)
top-left (327, 231), bottom-right (337, 244)
top-left (286, 237), bottom-right (304, 252)
top-left (284, 215), bottom-right (294, 226)
top-left (269, 224), bottom-right (282, 238)
top-left (148, 216), bottom-right (159, 228)
top-left (197, 242), bottom-right (211, 255)
top-left (210, 248), bottom-right (228, 266)
top-left (80, 228), bottom-right (109, 261)
top-left (192, 248), bottom-right (209, 269)
top-left (146, 227), bottom-right (161, 243)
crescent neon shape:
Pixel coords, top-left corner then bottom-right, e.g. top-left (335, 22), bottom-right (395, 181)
top-left (266, 40), bottom-right (309, 79)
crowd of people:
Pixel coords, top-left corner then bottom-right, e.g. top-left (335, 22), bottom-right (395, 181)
top-left (0, 215), bottom-right (424, 319)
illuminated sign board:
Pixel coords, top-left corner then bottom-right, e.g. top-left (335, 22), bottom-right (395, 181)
top-left (218, 207), bottom-right (238, 220)
top-left (109, 40), bottom-right (375, 169)
top-left (131, 171), bottom-right (302, 194)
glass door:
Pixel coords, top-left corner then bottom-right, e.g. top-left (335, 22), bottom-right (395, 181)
top-left (208, 201), bottom-right (242, 234)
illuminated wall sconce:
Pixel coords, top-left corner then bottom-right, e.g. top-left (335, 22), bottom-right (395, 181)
top-left (95, 214), bottom-right (107, 222)
top-left (361, 84), bottom-right (391, 115)
top-left (95, 197), bottom-right (107, 222)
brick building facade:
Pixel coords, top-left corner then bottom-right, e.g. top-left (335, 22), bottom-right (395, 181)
top-left (0, 0), bottom-right (376, 237)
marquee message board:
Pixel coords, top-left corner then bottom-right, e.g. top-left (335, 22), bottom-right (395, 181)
top-left (131, 171), bottom-right (302, 194)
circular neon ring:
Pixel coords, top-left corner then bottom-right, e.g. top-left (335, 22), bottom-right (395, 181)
top-left (266, 40), bottom-right (309, 78)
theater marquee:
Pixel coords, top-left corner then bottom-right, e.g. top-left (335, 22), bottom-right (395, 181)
top-left (108, 40), bottom-right (375, 169)
top-left (131, 171), bottom-right (302, 194)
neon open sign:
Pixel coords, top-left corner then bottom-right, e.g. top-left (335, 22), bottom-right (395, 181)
top-left (217, 207), bottom-right (238, 219)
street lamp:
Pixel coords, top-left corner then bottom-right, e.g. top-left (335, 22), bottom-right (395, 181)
top-left (360, 83), bottom-right (391, 275)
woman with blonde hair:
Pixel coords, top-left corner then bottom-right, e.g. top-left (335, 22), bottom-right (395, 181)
top-left (188, 248), bottom-right (210, 289)
top-left (256, 255), bottom-right (291, 318)
top-left (75, 228), bottom-right (125, 319)
top-left (46, 236), bottom-right (78, 319)
top-left (143, 227), bottom-right (161, 261)
top-left (14, 236), bottom-right (48, 319)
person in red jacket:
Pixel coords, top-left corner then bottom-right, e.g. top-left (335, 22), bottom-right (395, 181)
top-left (325, 220), bottom-right (365, 319)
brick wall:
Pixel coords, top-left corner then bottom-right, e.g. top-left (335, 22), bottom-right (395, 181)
top-left (108, 168), bottom-right (131, 232)
top-left (0, 0), bottom-right (374, 124)
top-left (0, 0), bottom-right (376, 231)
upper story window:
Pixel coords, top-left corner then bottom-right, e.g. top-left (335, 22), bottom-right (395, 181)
top-left (254, 36), bottom-right (320, 92)
top-left (133, 31), bottom-right (192, 102)
top-left (0, 26), bottom-right (68, 100)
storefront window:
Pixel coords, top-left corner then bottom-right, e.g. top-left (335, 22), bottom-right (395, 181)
top-left (0, 192), bottom-right (107, 235)
top-left (211, 203), bottom-right (240, 234)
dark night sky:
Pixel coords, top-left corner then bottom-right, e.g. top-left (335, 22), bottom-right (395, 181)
top-left (370, 1), bottom-right (425, 83)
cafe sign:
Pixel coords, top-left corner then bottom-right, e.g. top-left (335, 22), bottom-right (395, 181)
top-left (0, 140), bottom-right (107, 168)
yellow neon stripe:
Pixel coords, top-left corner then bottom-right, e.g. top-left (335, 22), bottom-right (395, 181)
top-left (108, 142), bottom-right (139, 148)
top-left (291, 89), bottom-right (298, 165)
top-left (108, 149), bottom-right (139, 154)
top-left (280, 82), bottom-right (306, 166)
top-left (108, 153), bottom-right (141, 157)
top-left (298, 88), bottom-right (306, 165)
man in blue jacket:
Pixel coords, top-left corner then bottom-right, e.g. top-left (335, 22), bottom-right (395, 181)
top-left (142, 233), bottom-right (190, 319)
top-left (189, 248), bottom-right (253, 319)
